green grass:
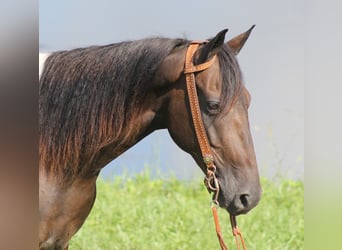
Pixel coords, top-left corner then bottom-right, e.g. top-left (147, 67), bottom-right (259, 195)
top-left (70, 171), bottom-right (303, 249)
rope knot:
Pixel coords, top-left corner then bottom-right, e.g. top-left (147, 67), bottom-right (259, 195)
top-left (232, 227), bottom-right (241, 236)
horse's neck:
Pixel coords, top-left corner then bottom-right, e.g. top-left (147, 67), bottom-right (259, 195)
top-left (40, 52), bottom-right (163, 172)
top-left (92, 105), bottom-right (158, 169)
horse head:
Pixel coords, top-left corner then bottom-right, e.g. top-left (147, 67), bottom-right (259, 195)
top-left (154, 26), bottom-right (262, 215)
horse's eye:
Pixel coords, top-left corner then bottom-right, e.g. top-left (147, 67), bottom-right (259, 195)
top-left (206, 101), bottom-right (220, 115)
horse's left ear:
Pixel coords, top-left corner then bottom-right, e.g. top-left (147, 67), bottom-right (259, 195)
top-left (198, 29), bottom-right (228, 63)
top-left (227, 25), bottom-right (255, 55)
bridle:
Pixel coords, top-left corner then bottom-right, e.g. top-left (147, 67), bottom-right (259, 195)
top-left (184, 41), bottom-right (247, 250)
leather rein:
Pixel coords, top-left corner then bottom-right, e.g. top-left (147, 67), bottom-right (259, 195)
top-left (184, 41), bottom-right (246, 250)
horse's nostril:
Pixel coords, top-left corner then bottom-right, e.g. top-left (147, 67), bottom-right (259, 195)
top-left (227, 193), bottom-right (257, 215)
top-left (240, 194), bottom-right (249, 208)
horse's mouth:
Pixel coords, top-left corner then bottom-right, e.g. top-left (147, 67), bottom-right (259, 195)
top-left (226, 203), bottom-right (250, 216)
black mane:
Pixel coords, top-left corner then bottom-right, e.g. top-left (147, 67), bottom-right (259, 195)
top-left (39, 38), bottom-right (188, 174)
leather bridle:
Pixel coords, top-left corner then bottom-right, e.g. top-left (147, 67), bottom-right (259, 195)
top-left (184, 41), bottom-right (246, 250)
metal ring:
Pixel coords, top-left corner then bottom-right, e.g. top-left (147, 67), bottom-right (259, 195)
top-left (207, 164), bottom-right (216, 173)
top-left (206, 175), bottom-right (219, 192)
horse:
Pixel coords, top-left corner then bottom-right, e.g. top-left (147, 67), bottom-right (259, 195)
top-left (39, 26), bottom-right (262, 250)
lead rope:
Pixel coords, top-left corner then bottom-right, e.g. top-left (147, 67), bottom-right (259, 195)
top-left (210, 171), bottom-right (246, 250)
top-left (230, 214), bottom-right (247, 250)
top-left (184, 42), bottom-right (246, 250)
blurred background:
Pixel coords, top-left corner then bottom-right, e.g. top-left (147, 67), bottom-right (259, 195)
top-left (39, 0), bottom-right (304, 181)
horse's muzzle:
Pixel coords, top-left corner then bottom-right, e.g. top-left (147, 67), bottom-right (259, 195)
top-left (224, 189), bottom-right (262, 216)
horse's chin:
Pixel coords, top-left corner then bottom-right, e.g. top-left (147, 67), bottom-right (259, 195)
top-left (225, 204), bottom-right (250, 216)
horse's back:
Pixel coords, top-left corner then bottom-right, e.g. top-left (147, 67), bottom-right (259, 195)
top-left (39, 53), bottom-right (50, 79)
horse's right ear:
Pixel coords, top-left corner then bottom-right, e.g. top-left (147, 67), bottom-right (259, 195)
top-left (197, 29), bottom-right (228, 63)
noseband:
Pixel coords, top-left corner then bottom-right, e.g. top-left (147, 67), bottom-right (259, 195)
top-left (184, 41), bottom-right (246, 250)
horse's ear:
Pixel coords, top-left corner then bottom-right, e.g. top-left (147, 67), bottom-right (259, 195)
top-left (227, 25), bottom-right (255, 55)
top-left (198, 29), bottom-right (228, 63)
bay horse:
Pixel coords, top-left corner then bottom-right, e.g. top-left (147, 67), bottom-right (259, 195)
top-left (39, 26), bottom-right (262, 250)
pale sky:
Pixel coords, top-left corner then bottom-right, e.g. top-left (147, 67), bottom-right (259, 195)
top-left (39, 0), bottom-right (304, 180)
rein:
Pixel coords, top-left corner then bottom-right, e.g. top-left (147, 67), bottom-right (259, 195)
top-left (184, 41), bottom-right (247, 250)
